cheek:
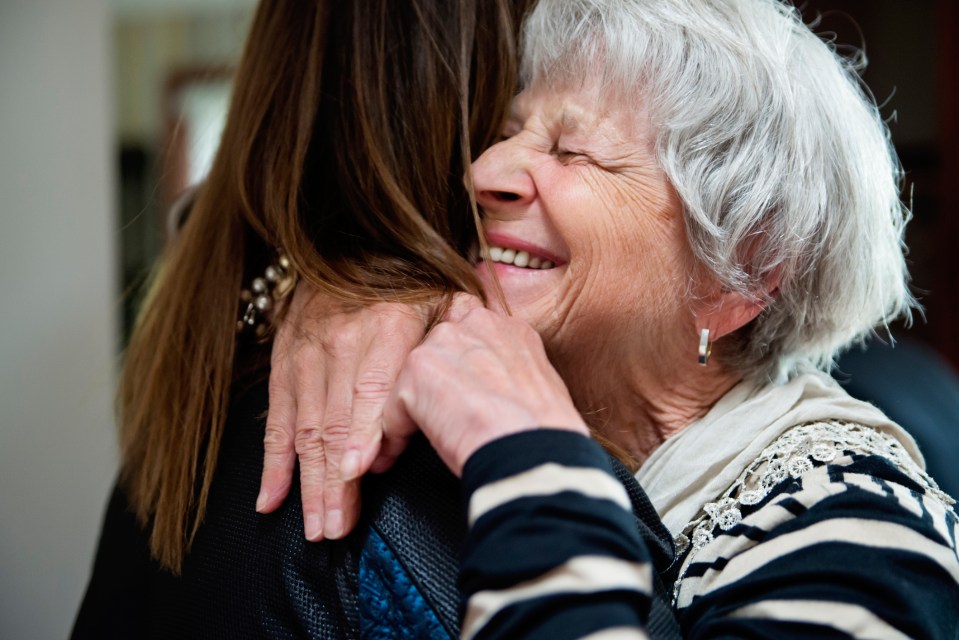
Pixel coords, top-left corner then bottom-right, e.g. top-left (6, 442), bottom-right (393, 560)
top-left (551, 192), bottom-right (694, 344)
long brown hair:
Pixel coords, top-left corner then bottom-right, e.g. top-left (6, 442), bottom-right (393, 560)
top-left (120, 0), bottom-right (529, 572)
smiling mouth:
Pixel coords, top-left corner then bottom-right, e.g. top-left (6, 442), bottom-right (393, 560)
top-left (485, 245), bottom-right (555, 270)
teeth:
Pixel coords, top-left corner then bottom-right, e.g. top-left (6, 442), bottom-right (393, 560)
top-left (485, 245), bottom-right (556, 269)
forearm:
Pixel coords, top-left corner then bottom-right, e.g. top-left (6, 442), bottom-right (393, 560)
top-left (459, 430), bottom-right (653, 639)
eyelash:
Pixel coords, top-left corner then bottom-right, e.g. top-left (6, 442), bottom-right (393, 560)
top-left (497, 129), bottom-right (590, 165)
top-left (552, 145), bottom-right (587, 164)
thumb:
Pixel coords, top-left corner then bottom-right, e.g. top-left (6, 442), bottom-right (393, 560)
top-left (372, 377), bottom-right (420, 473)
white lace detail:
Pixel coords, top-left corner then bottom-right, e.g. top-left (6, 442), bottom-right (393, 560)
top-left (672, 420), bottom-right (956, 604)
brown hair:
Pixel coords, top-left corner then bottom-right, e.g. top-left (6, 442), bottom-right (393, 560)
top-left (119, 0), bottom-right (529, 572)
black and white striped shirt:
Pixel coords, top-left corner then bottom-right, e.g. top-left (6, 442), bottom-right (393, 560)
top-left (459, 427), bottom-right (959, 639)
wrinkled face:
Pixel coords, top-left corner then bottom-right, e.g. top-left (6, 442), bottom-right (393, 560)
top-left (472, 84), bottom-right (698, 383)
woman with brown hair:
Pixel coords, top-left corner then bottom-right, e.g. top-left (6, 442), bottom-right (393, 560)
top-left (70, 0), bottom-right (553, 636)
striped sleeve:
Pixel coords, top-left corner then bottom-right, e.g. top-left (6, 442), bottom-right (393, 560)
top-left (677, 455), bottom-right (959, 639)
top-left (459, 429), bottom-right (653, 640)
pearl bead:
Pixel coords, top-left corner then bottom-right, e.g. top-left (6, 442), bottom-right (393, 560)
top-left (252, 278), bottom-right (268, 293)
top-left (255, 295), bottom-right (272, 311)
top-left (265, 266), bottom-right (279, 282)
top-left (278, 255), bottom-right (291, 269)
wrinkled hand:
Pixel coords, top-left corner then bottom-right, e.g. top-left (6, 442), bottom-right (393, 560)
top-left (385, 294), bottom-right (589, 477)
top-left (258, 282), bottom-right (427, 541)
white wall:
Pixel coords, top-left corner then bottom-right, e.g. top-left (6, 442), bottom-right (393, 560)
top-left (0, 1), bottom-right (119, 638)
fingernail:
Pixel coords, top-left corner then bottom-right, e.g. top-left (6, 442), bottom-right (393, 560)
top-left (341, 450), bottom-right (361, 481)
top-left (255, 490), bottom-right (269, 513)
top-left (305, 513), bottom-right (324, 541)
top-left (325, 510), bottom-right (344, 539)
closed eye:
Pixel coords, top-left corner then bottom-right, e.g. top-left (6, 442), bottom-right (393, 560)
top-left (552, 145), bottom-right (591, 165)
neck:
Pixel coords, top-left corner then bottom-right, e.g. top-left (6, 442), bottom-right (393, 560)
top-left (570, 358), bottom-right (742, 468)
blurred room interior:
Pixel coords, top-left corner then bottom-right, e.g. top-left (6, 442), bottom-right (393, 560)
top-left (114, 0), bottom-right (255, 335)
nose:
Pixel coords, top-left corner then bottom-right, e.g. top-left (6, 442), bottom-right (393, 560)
top-left (471, 139), bottom-right (537, 213)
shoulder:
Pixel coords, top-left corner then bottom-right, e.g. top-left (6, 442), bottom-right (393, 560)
top-left (674, 421), bottom-right (959, 638)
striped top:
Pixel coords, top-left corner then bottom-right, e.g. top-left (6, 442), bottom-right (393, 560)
top-left (459, 426), bottom-right (959, 639)
top-left (460, 430), bottom-right (655, 639)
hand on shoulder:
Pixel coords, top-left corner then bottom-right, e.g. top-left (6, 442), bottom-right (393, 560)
top-left (385, 293), bottom-right (589, 477)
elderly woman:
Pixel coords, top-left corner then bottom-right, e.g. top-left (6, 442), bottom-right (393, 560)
top-left (267, 0), bottom-right (959, 637)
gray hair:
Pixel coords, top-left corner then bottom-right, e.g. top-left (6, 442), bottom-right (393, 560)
top-left (521, 0), bottom-right (916, 382)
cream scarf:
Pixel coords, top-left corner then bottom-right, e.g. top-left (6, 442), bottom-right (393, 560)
top-left (635, 371), bottom-right (925, 536)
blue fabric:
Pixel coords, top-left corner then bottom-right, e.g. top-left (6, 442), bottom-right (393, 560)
top-left (359, 529), bottom-right (451, 640)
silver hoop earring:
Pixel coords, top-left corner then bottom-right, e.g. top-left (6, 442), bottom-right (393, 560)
top-left (698, 329), bottom-right (712, 366)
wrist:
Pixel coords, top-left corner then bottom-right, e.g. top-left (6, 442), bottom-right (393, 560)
top-left (455, 420), bottom-right (590, 477)
top-left (461, 428), bottom-right (613, 499)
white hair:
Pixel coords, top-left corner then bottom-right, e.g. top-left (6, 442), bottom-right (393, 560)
top-left (522, 0), bottom-right (916, 382)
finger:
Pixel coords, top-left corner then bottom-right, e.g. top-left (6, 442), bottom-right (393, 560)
top-left (338, 304), bottom-right (425, 484)
top-left (324, 362), bottom-right (396, 540)
top-left (259, 418), bottom-right (297, 514)
top-left (368, 449), bottom-right (395, 474)
top-left (368, 432), bottom-right (414, 474)
top-left (306, 372), bottom-right (354, 542)
top-left (339, 429), bottom-right (383, 482)
top-left (293, 371), bottom-right (344, 541)
top-left (338, 330), bottom-right (414, 482)
top-left (443, 292), bottom-right (485, 323)
top-left (322, 477), bottom-right (361, 540)
top-left (259, 338), bottom-right (300, 514)
top-left (339, 391), bottom-right (389, 480)
top-left (375, 378), bottom-right (421, 473)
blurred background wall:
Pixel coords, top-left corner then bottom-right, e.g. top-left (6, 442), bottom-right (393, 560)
top-left (0, 1), bottom-right (954, 638)
top-left (0, 1), bottom-right (116, 639)
top-left (0, 1), bottom-right (252, 638)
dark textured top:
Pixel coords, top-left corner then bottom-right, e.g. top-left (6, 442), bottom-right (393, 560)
top-left (72, 377), bottom-right (365, 639)
top-left (71, 373), bottom-right (679, 639)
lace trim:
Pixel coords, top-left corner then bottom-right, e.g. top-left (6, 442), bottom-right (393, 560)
top-left (672, 420), bottom-right (955, 603)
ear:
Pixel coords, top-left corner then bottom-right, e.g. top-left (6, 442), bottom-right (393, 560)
top-left (694, 265), bottom-right (782, 340)
top-left (695, 290), bottom-right (767, 340)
